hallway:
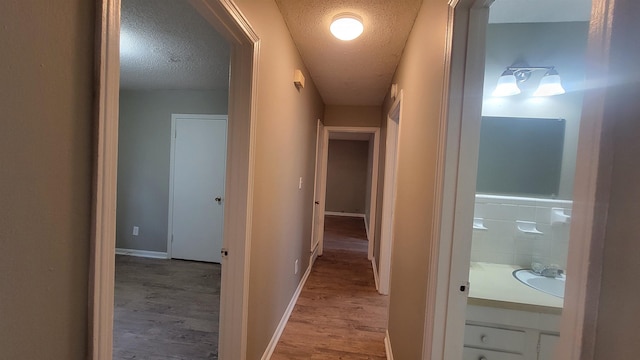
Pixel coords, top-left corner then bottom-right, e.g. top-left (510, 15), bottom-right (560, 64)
top-left (271, 215), bottom-right (389, 359)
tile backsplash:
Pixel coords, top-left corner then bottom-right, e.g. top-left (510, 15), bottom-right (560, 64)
top-left (471, 194), bottom-right (572, 270)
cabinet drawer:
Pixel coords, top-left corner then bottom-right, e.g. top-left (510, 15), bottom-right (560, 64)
top-left (464, 324), bottom-right (526, 353)
top-left (463, 346), bottom-right (524, 360)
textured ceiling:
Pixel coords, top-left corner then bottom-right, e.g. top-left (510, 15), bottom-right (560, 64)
top-left (119, 0), bottom-right (592, 96)
top-left (120, 0), bottom-right (230, 90)
top-left (275, 0), bottom-right (422, 106)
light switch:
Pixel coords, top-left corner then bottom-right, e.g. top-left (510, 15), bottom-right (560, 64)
top-left (298, 177), bottom-right (303, 190)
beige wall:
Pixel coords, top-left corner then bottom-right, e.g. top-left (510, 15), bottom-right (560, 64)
top-left (0, 0), bottom-right (94, 358)
top-left (382, 0), bottom-right (451, 358)
top-left (324, 105), bottom-right (381, 127)
top-left (233, 1), bottom-right (325, 358)
top-left (326, 140), bottom-right (369, 214)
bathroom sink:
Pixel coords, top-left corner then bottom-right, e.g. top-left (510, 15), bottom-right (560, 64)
top-left (512, 269), bottom-right (566, 298)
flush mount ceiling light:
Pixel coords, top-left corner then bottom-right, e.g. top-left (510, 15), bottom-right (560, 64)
top-left (492, 66), bottom-right (566, 97)
top-left (330, 13), bottom-right (364, 41)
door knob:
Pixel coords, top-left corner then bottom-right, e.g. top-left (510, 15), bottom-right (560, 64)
top-left (315, 201), bottom-right (320, 205)
top-left (215, 197), bottom-right (222, 203)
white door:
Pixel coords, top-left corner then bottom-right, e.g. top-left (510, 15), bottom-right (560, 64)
top-left (169, 114), bottom-right (227, 263)
top-left (311, 120), bottom-right (325, 255)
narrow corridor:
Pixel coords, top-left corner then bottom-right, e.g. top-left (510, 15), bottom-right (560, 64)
top-left (271, 215), bottom-right (389, 359)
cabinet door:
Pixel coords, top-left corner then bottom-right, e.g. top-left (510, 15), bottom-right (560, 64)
top-left (537, 334), bottom-right (559, 360)
top-left (465, 325), bottom-right (526, 353)
top-left (463, 347), bottom-right (524, 360)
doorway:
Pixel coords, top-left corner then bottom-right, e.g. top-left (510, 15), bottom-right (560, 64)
top-left (430, 0), bottom-right (599, 359)
top-left (314, 126), bottom-right (380, 270)
top-left (92, 0), bottom-right (259, 358)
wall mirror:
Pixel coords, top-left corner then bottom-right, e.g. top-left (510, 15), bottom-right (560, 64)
top-left (476, 116), bottom-right (566, 198)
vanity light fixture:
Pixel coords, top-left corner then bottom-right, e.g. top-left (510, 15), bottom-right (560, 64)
top-left (533, 68), bottom-right (566, 96)
top-left (492, 66), bottom-right (566, 97)
top-left (330, 13), bottom-right (364, 41)
top-left (492, 69), bottom-right (521, 97)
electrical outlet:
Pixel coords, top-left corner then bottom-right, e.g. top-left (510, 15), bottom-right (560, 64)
top-left (295, 259), bottom-right (299, 274)
top-left (132, 226), bottom-right (139, 236)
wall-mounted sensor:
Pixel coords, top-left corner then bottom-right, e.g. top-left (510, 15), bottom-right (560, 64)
top-left (294, 69), bottom-right (305, 89)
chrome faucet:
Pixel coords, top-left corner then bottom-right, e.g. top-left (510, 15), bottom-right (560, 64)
top-left (531, 262), bottom-right (564, 278)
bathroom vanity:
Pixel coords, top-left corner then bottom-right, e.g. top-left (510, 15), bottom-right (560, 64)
top-left (464, 262), bottom-right (562, 360)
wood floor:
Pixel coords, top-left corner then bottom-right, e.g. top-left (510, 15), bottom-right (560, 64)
top-left (113, 255), bottom-right (220, 359)
top-left (113, 215), bottom-right (387, 359)
top-left (271, 215), bottom-right (389, 359)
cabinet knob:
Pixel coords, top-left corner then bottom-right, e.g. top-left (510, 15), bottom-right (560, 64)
top-left (480, 335), bottom-right (488, 343)
top-left (479, 357), bottom-right (487, 360)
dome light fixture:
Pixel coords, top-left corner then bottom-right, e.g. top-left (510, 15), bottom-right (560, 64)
top-left (330, 13), bottom-right (364, 41)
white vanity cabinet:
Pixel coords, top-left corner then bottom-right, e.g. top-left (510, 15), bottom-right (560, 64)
top-left (537, 333), bottom-right (560, 359)
top-left (465, 305), bottom-right (561, 360)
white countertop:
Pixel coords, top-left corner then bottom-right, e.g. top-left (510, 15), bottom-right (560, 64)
top-left (468, 262), bottom-right (564, 314)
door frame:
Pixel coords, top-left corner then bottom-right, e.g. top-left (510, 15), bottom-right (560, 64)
top-left (317, 126), bottom-right (380, 262)
top-left (427, 0), bottom-right (611, 359)
top-left (378, 91), bottom-right (403, 296)
top-left (310, 119), bottom-right (324, 261)
top-left (91, 0), bottom-right (259, 359)
top-left (168, 114), bottom-right (228, 261)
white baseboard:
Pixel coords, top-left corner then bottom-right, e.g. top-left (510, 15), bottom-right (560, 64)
top-left (325, 211), bottom-right (365, 218)
top-left (261, 260), bottom-right (313, 360)
top-left (364, 215), bottom-right (370, 241)
top-left (385, 330), bottom-right (394, 360)
top-left (371, 258), bottom-right (380, 291)
top-left (310, 245), bottom-right (319, 266)
top-left (115, 248), bottom-right (169, 259)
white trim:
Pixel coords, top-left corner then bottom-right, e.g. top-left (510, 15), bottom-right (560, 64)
top-left (426, 1), bottom-right (494, 359)
top-left (310, 244), bottom-right (319, 267)
top-left (318, 126), bottom-right (380, 262)
top-left (324, 211), bottom-right (365, 218)
top-left (261, 262), bottom-right (313, 360)
top-left (364, 215), bottom-right (370, 243)
top-left (90, 0), bottom-right (120, 358)
top-left (185, 3), bottom-right (260, 359)
top-left (384, 330), bottom-right (394, 360)
top-left (92, 1), bottom-right (259, 359)
top-left (371, 258), bottom-right (380, 291)
top-left (310, 119), bottom-right (325, 256)
top-left (115, 248), bottom-right (169, 259)
top-left (378, 91), bottom-right (403, 296)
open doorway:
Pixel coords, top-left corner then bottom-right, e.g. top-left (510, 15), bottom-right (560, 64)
top-left (313, 126), bottom-right (380, 275)
top-left (113, 2), bottom-right (230, 358)
top-left (92, 0), bottom-right (259, 358)
top-left (430, 0), bottom-right (597, 358)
